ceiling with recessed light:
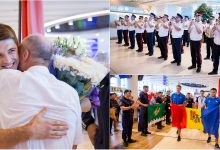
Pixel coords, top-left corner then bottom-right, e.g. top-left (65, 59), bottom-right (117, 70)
top-left (0, 0), bottom-right (109, 35)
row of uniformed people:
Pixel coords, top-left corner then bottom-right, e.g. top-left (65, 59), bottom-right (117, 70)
top-left (115, 13), bottom-right (220, 74)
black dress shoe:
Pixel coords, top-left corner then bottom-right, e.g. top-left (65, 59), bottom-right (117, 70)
top-left (158, 56), bottom-right (163, 59)
top-left (207, 137), bottom-right (211, 143)
top-left (149, 53), bottom-right (153, 56)
top-left (141, 133), bottom-right (147, 136)
top-left (116, 42), bottom-right (121, 44)
top-left (177, 136), bottom-right (181, 142)
top-left (146, 131), bottom-right (151, 134)
top-left (196, 67), bottom-right (201, 73)
top-left (145, 52), bottom-right (150, 55)
top-left (171, 60), bottom-right (176, 64)
top-left (123, 44), bottom-right (128, 46)
top-left (208, 71), bottom-right (218, 75)
top-left (128, 47), bottom-right (134, 49)
top-left (188, 66), bottom-right (196, 69)
top-left (204, 57), bottom-right (210, 60)
top-left (164, 57), bottom-right (167, 60)
top-left (136, 49), bottom-right (143, 52)
top-left (128, 139), bottom-right (137, 143)
top-left (214, 143), bottom-right (220, 149)
top-left (177, 62), bottom-right (181, 66)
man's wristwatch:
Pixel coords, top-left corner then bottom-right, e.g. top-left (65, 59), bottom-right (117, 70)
top-left (82, 111), bottom-right (95, 130)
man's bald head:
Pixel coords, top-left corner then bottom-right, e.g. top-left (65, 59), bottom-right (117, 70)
top-left (19, 34), bottom-right (52, 71)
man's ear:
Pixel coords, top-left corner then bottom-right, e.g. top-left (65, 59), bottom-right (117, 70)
top-left (22, 48), bottom-right (30, 62)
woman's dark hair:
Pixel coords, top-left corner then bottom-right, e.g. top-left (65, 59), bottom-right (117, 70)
top-left (0, 24), bottom-right (19, 47)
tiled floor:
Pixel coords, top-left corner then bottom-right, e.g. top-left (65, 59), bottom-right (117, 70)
top-left (110, 39), bottom-right (219, 75)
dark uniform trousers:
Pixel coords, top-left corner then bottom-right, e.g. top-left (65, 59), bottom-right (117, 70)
top-left (143, 30), bottom-right (147, 44)
top-left (190, 40), bottom-right (202, 67)
top-left (206, 37), bottom-right (214, 59)
top-left (159, 36), bottom-right (168, 59)
top-left (183, 30), bottom-right (190, 46)
top-left (172, 38), bottom-right (182, 63)
top-left (140, 106), bottom-right (148, 134)
top-left (155, 30), bottom-right (159, 45)
top-left (136, 33), bottom-right (143, 51)
top-left (129, 30), bottom-right (135, 48)
top-left (117, 29), bottom-right (123, 43)
top-left (122, 112), bottom-right (133, 142)
top-left (123, 30), bottom-right (129, 45)
top-left (147, 32), bottom-right (154, 54)
top-left (213, 43), bottom-right (220, 72)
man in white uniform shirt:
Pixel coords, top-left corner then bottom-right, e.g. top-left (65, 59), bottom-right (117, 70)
top-left (188, 12), bottom-right (204, 73)
top-left (183, 16), bottom-right (190, 47)
top-left (135, 16), bottom-right (144, 52)
top-left (143, 17), bottom-right (148, 44)
top-left (115, 17), bottom-right (123, 44)
top-left (122, 15), bottom-right (129, 46)
top-left (157, 14), bottom-right (169, 60)
top-left (0, 34), bottom-right (82, 149)
top-left (128, 14), bottom-right (136, 49)
top-left (208, 17), bottom-right (220, 75)
top-left (170, 13), bottom-right (184, 66)
top-left (204, 16), bottom-right (215, 60)
top-left (145, 13), bottom-right (156, 56)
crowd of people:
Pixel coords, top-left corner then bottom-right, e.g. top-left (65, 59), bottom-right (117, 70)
top-left (114, 12), bottom-right (220, 74)
top-left (110, 85), bottom-right (220, 149)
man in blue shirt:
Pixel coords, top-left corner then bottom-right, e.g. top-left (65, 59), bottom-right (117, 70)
top-left (171, 85), bottom-right (187, 142)
top-left (202, 88), bottom-right (220, 149)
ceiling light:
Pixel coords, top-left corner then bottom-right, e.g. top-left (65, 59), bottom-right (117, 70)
top-left (68, 21), bottom-right (73, 26)
top-left (44, 10), bottom-right (109, 27)
top-left (46, 28), bottom-right (51, 33)
top-left (88, 17), bottom-right (93, 22)
top-left (55, 25), bottom-right (60, 29)
top-left (95, 33), bottom-right (100, 36)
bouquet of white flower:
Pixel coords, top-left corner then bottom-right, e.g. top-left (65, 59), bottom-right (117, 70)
top-left (48, 37), bottom-right (109, 100)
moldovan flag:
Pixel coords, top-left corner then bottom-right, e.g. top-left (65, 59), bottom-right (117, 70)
top-left (171, 104), bottom-right (203, 130)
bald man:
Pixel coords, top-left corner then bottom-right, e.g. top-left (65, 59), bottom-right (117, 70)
top-left (0, 34), bottom-right (82, 149)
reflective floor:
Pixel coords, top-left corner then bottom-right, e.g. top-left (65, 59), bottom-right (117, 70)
top-left (110, 39), bottom-right (219, 75)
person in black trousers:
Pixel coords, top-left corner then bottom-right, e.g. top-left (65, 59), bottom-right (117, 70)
top-left (128, 14), bottom-right (136, 49)
top-left (165, 90), bottom-right (171, 125)
top-left (136, 86), bottom-right (151, 136)
top-left (155, 92), bottom-right (164, 129)
top-left (170, 13), bottom-right (184, 66)
top-left (188, 12), bottom-right (204, 73)
top-left (157, 14), bottom-right (169, 60)
top-left (183, 16), bottom-right (190, 47)
top-left (115, 17), bottom-right (123, 44)
top-left (204, 16), bottom-right (215, 60)
top-left (120, 90), bottom-right (137, 147)
top-left (208, 18), bottom-right (220, 75)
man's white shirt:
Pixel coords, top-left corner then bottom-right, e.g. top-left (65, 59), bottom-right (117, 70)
top-left (190, 21), bottom-right (204, 41)
top-left (158, 22), bottom-right (169, 37)
top-left (171, 22), bottom-right (184, 38)
top-left (0, 66), bottom-right (82, 149)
